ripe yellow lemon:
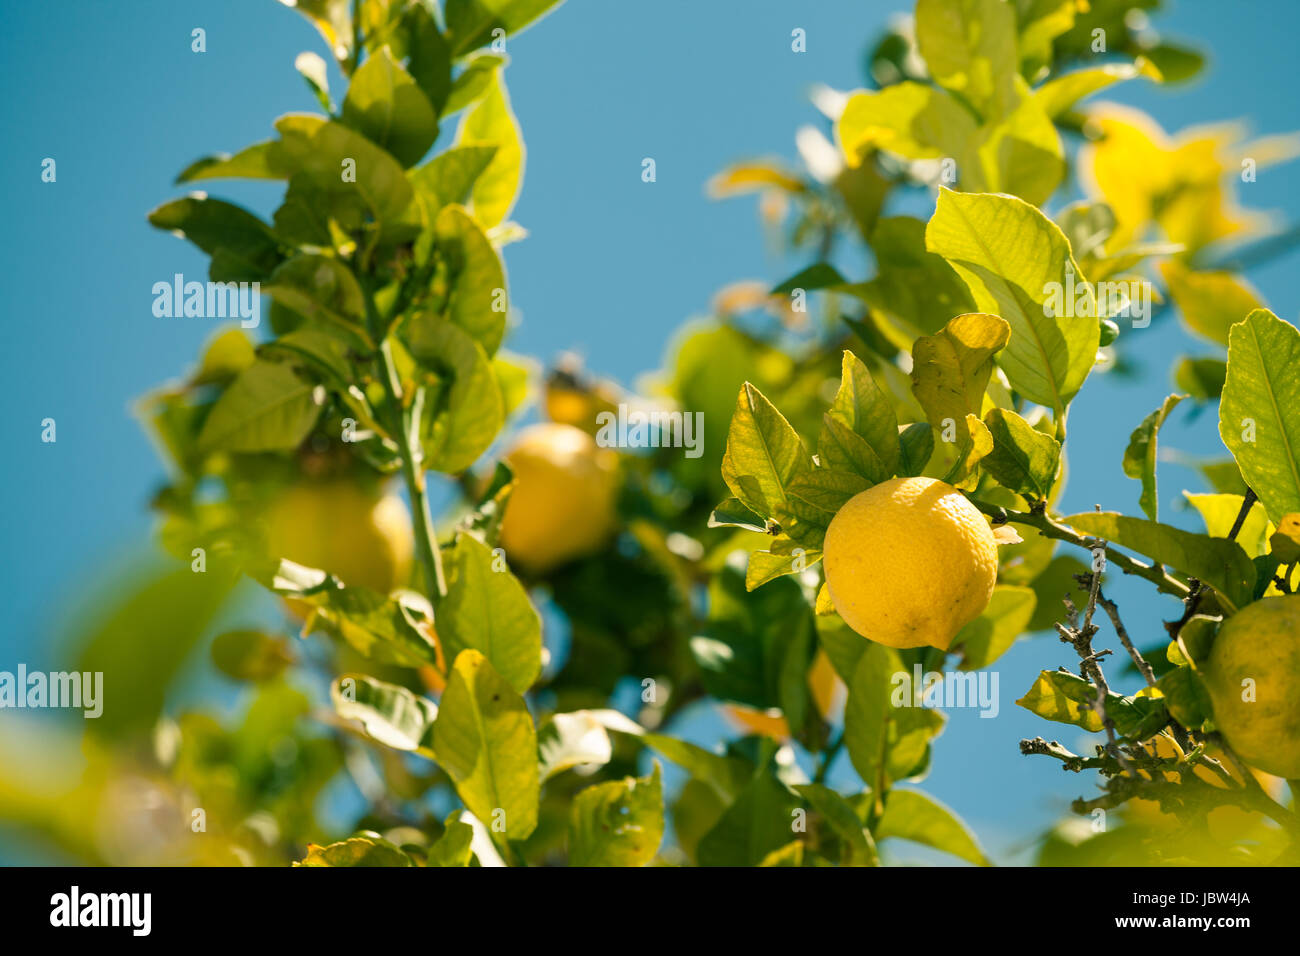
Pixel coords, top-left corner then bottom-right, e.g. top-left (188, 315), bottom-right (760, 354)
top-left (822, 476), bottom-right (998, 650)
top-left (499, 423), bottom-right (619, 573)
top-left (264, 481), bottom-right (414, 593)
top-left (1203, 594), bottom-right (1300, 779)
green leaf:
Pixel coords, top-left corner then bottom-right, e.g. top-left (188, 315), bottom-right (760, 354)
top-left (786, 467), bottom-right (870, 515)
top-left (400, 3), bottom-right (453, 113)
top-left (745, 546), bottom-right (817, 591)
top-left (443, 53), bottom-right (506, 116)
top-left (968, 82), bottom-right (1064, 205)
top-left (438, 532), bottom-right (542, 694)
top-left (1016, 669), bottom-right (1169, 740)
top-left (821, 350), bottom-right (899, 478)
top-left (406, 316), bottom-right (504, 473)
top-left (708, 497), bottom-right (769, 533)
top-left (427, 815), bottom-right (475, 866)
top-left (210, 630), bottom-right (294, 682)
top-left (1174, 357), bottom-right (1227, 402)
top-left (1184, 492), bottom-right (1271, 559)
top-left (691, 568), bottom-right (815, 711)
top-left (876, 789), bottom-right (991, 866)
top-left (1161, 261), bottom-right (1264, 346)
top-left (409, 145), bottom-right (499, 220)
top-left (837, 82), bottom-right (977, 166)
top-left (1142, 42), bottom-right (1204, 84)
top-left (952, 585), bottom-right (1036, 670)
top-left (897, 422), bottom-right (936, 476)
top-left (456, 69), bottom-right (523, 228)
top-left (176, 141), bottom-right (279, 184)
top-left (911, 312), bottom-right (1010, 481)
top-left (1026, 554), bottom-right (1089, 632)
top-left (1033, 60), bottom-right (1160, 120)
top-left (1122, 394), bottom-right (1184, 521)
top-left (444, 0), bottom-right (565, 56)
top-left (568, 763), bottom-right (664, 866)
top-left (1219, 309), bottom-right (1300, 523)
top-left (263, 254), bottom-right (371, 349)
top-left (844, 644), bottom-right (945, 790)
top-left (191, 326), bottom-right (257, 387)
top-left (538, 710), bottom-right (613, 781)
top-left (277, 0), bottom-right (354, 70)
top-left (272, 115), bottom-right (415, 225)
top-left (926, 189), bottom-right (1100, 415)
top-left (793, 783), bottom-right (880, 866)
top-left (296, 835), bottom-right (413, 867)
top-left (721, 382), bottom-right (812, 521)
top-left (981, 407), bottom-right (1061, 500)
top-left (197, 360), bottom-right (324, 453)
top-left (915, 0), bottom-right (1016, 116)
top-left (586, 710), bottom-right (753, 801)
top-left (770, 262), bottom-right (847, 296)
top-left (818, 415), bottom-right (889, 486)
top-left (854, 217), bottom-right (977, 337)
top-left (696, 768), bottom-right (802, 867)
top-left (1066, 512), bottom-right (1255, 611)
top-left (331, 673), bottom-right (437, 758)
top-left (431, 203), bottom-right (509, 355)
top-left (147, 195), bottom-right (282, 282)
top-left (432, 649), bottom-right (539, 841)
top-left (1155, 666), bottom-right (1212, 731)
top-left (341, 46), bottom-right (438, 167)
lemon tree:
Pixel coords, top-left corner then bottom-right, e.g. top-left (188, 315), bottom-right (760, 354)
top-left (16, 0), bottom-right (1300, 870)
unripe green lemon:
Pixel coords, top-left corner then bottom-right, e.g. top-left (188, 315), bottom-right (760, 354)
top-left (499, 423), bottom-right (619, 573)
top-left (822, 476), bottom-right (998, 650)
top-left (264, 481), bottom-right (414, 593)
top-left (1203, 594), bottom-right (1300, 779)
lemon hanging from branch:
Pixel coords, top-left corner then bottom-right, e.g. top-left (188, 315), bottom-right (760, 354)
top-left (822, 477), bottom-right (998, 650)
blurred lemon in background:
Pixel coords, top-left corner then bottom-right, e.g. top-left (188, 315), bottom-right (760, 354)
top-left (499, 423), bottom-right (619, 574)
top-left (264, 481), bottom-right (414, 593)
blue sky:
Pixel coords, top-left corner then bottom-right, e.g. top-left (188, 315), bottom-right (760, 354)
top-left (3, 0), bottom-right (1299, 863)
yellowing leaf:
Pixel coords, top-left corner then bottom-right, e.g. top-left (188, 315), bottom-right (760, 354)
top-left (1184, 492), bottom-right (1270, 559)
top-left (926, 189), bottom-right (1099, 415)
top-left (456, 69), bottom-right (524, 228)
top-left (568, 764), bottom-right (664, 867)
top-left (837, 82), bottom-right (976, 166)
top-left (915, 0), bottom-right (1016, 116)
top-left (1160, 260), bottom-right (1265, 346)
top-left (432, 650), bottom-right (539, 841)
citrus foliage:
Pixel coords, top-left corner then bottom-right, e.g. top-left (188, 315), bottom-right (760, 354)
top-left (708, 0), bottom-right (1300, 865)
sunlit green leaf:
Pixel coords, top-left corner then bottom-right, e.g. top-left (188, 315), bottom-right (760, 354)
top-left (1065, 512), bottom-right (1255, 611)
top-left (876, 789), bottom-right (991, 866)
top-left (568, 763), bottom-right (663, 866)
top-left (432, 649), bottom-right (539, 841)
top-left (1219, 309), bottom-right (1300, 523)
top-left (342, 46), bottom-right (439, 167)
top-left (438, 532), bottom-right (542, 694)
top-left (1122, 394), bottom-right (1184, 521)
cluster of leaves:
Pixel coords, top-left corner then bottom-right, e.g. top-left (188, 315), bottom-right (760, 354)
top-left (705, 0), bottom-right (1300, 865)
